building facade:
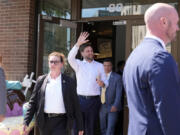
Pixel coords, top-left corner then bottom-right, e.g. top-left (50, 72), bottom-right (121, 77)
top-left (0, 0), bottom-right (36, 80)
top-left (1, 0), bottom-right (179, 80)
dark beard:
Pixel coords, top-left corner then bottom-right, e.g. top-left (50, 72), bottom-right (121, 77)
top-left (84, 56), bottom-right (93, 61)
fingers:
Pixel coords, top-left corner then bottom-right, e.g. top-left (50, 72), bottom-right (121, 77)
top-left (96, 79), bottom-right (103, 86)
top-left (81, 32), bottom-right (89, 37)
top-left (111, 107), bottom-right (117, 112)
top-left (77, 32), bottom-right (90, 46)
top-left (80, 32), bottom-right (89, 39)
top-left (23, 125), bottom-right (27, 133)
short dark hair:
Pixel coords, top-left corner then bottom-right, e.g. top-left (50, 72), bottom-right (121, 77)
top-left (103, 58), bottom-right (113, 64)
top-left (79, 43), bottom-right (92, 52)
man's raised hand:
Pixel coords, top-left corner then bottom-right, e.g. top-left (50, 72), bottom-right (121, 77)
top-left (76, 32), bottom-right (89, 47)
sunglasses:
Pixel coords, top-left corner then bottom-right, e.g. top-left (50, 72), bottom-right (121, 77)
top-left (49, 60), bottom-right (60, 65)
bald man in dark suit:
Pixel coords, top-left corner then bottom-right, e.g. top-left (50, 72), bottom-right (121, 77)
top-left (123, 3), bottom-right (180, 135)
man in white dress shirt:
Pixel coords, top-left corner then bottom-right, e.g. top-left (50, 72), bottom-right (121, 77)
top-left (68, 32), bottom-right (108, 135)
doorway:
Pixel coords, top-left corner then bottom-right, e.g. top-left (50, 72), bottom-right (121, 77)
top-left (81, 21), bottom-right (126, 135)
top-left (36, 15), bottom-right (148, 135)
top-left (81, 21), bottom-right (127, 70)
top-left (81, 20), bottom-right (147, 135)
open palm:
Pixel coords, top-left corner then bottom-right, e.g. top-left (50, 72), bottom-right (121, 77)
top-left (77, 32), bottom-right (89, 46)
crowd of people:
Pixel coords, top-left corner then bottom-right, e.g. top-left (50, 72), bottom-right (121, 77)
top-left (0, 2), bottom-right (180, 135)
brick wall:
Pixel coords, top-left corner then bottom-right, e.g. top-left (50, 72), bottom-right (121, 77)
top-left (0, 0), bottom-right (36, 80)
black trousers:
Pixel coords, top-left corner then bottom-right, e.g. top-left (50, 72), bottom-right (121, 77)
top-left (39, 115), bottom-right (68, 135)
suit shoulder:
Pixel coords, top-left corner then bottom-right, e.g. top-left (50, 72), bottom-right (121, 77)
top-left (150, 51), bottom-right (176, 73)
top-left (153, 50), bottom-right (171, 57)
top-left (37, 74), bottom-right (47, 82)
top-left (62, 74), bottom-right (75, 83)
top-left (112, 72), bottom-right (121, 79)
top-left (152, 50), bottom-right (173, 64)
top-left (62, 74), bottom-right (76, 92)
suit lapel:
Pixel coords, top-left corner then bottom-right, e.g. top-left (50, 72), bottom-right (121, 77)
top-left (41, 75), bottom-right (49, 94)
top-left (107, 72), bottom-right (113, 89)
top-left (61, 74), bottom-right (66, 98)
top-left (40, 75), bottom-right (48, 110)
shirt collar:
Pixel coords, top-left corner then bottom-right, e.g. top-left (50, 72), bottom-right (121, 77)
top-left (48, 73), bottom-right (61, 81)
top-left (106, 71), bottom-right (112, 79)
top-left (145, 35), bottom-right (166, 51)
top-left (83, 59), bottom-right (95, 63)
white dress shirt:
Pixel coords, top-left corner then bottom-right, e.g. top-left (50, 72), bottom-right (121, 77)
top-left (107, 72), bottom-right (111, 81)
top-left (145, 35), bottom-right (166, 51)
top-left (68, 44), bottom-right (108, 96)
top-left (44, 74), bottom-right (66, 113)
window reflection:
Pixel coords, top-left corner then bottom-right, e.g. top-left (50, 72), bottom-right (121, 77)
top-left (39, 0), bottom-right (71, 19)
top-left (132, 25), bottom-right (171, 53)
top-left (42, 22), bottom-right (76, 74)
top-left (82, 0), bottom-right (178, 18)
top-left (132, 25), bottom-right (146, 50)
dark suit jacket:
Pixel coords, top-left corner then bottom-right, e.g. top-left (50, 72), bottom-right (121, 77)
top-left (24, 74), bottom-right (83, 130)
top-left (123, 38), bottom-right (180, 135)
top-left (0, 67), bottom-right (6, 115)
top-left (105, 72), bottom-right (123, 112)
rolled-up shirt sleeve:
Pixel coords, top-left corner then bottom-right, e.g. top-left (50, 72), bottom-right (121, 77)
top-left (0, 68), bottom-right (6, 115)
top-left (68, 44), bottom-right (79, 72)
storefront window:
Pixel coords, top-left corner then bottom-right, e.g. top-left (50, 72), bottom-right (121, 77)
top-left (39, 0), bottom-right (71, 19)
top-left (132, 25), bottom-right (146, 50)
top-left (42, 22), bottom-right (76, 75)
top-left (132, 25), bottom-right (171, 53)
top-left (82, 0), bottom-right (178, 18)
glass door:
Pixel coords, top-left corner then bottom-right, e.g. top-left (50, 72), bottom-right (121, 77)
top-left (125, 19), bottom-right (145, 59)
top-left (123, 19), bottom-right (146, 135)
top-left (36, 15), bottom-right (77, 77)
top-left (125, 19), bottom-right (173, 59)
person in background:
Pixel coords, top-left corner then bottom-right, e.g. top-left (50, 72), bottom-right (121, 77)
top-left (115, 60), bottom-right (125, 135)
top-left (100, 59), bottom-right (122, 135)
top-left (68, 32), bottom-right (108, 135)
top-left (123, 3), bottom-right (180, 135)
top-left (23, 52), bottom-right (83, 135)
top-left (0, 56), bottom-right (6, 122)
top-left (117, 60), bottom-right (125, 76)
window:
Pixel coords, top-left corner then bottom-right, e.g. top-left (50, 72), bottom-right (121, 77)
top-left (81, 0), bottom-right (178, 18)
top-left (39, 0), bottom-right (71, 19)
